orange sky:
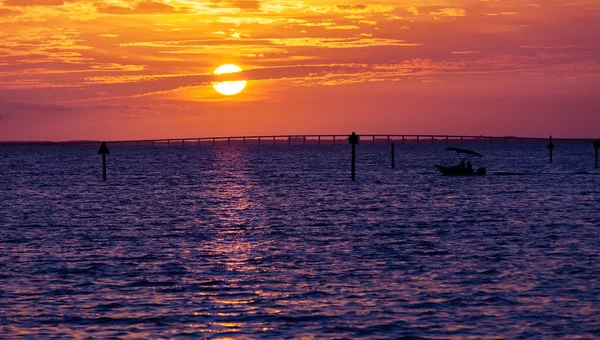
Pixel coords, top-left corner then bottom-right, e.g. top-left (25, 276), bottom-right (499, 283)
top-left (1, 0), bottom-right (599, 141)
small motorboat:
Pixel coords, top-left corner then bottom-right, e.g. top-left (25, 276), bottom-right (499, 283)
top-left (435, 147), bottom-right (486, 176)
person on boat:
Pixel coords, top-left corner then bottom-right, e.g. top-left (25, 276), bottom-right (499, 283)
top-left (458, 159), bottom-right (466, 169)
top-left (466, 160), bottom-right (473, 173)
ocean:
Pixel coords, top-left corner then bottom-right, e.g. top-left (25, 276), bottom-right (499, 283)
top-left (1, 143), bottom-right (599, 338)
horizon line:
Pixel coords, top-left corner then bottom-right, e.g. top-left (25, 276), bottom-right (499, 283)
top-left (1, 133), bottom-right (599, 145)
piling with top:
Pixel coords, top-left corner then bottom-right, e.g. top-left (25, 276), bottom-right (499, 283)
top-left (547, 135), bottom-right (555, 163)
top-left (349, 132), bottom-right (359, 181)
top-left (98, 142), bottom-right (110, 181)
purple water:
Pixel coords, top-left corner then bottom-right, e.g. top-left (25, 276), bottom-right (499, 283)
top-left (1, 144), bottom-right (599, 338)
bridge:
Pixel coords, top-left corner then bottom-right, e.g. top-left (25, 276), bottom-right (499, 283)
top-left (1, 134), bottom-right (598, 146)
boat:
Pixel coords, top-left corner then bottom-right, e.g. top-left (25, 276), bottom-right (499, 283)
top-left (435, 147), bottom-right (487, 176)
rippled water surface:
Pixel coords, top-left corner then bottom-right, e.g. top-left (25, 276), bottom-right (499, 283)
top-left (1, 144), bottom-right (600, 338)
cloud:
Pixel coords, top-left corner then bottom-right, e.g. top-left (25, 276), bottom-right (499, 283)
top-left (429, 8), bottom-right (466, 17)
top-left (334, 4), bottom-right (393, 13)
top-left (520, 45), bottom-right (579, 49)
top-left (406, 7), bottom-right (419, 15)
top-left (99, 1), bottom-right (185, 15)
top-left (3, 0), bottom-right (64, 5)
top-left (0, 8), bottom-right (18, 15)
top-left (0, 102), bottom-right (71, 119)
top-left (208, 0), bottom-right (261, 11)
top-left (231, 0), bottom-right (260, 11)
top-left (336, 4), bottom-right (367, 11)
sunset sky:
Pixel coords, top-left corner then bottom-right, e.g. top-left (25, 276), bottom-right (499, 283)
top-left (1, 0), bottom-right (599, 141)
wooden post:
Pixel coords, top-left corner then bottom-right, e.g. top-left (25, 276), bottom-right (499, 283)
top-left (258, 137), bottom-right (261, 145)
top-left (273, 136), bottom-right (276, 145)
top-left (243, 137), bottom-right (246, 145)
top-left (387, 136), bottom-right (390, 144)
top-left (402, 136), bottom-right (405, 144)
top-left (228, 138), bottom-right (231, 145)
top-left (318, 136), bottom-right (321, 145)
top-left (212, 138), bottom-right (215, 145)
top-left (431, 136), bottom-right (434, 145)
top-left (391, 143), bottom-right (395, 169)
top-left (417, 136), bottom-right (419, 144)
top-left (303, 136), bottom-right (306, 145)
top-left (547, 135), bottom-right (555, 163)
top-left (182, 139), bottom-right (185, 146)
top-left (446, 136), bottom-right (449, 144)
top-left (349, 132), bottom-right (359, 181)
top-left (98, 142), bottom-right (110, 181)
top-left (288, 136), bottom-right (291, 145)
top-left (198, 139), bottom-right (200, 146)
top-left (372, 136), bottom-right (375, 145)
top-left (102, 154), bottom-right (107, 180)
top-left (333, 136), bottom-right (336, 145)
top-left (167, 140), bottom-right (170, 146)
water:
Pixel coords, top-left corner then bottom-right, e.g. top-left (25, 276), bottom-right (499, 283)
top-left (1, 144), bottom-right (599, 338)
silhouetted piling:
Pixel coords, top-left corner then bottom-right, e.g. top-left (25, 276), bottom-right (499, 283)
top-left (547, 135), bottom-right (555, 163)
top-left (98, 142), bottom-right (110, 181)
top-left (349, 132), bottom-right (359, 181)
top-left (391, 143), bottom-right (395, 169)
top-left (594, 141), bottom-right (600, 168)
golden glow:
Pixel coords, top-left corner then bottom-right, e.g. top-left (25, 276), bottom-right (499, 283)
top-left (212, 64), bottom-right (247, 96)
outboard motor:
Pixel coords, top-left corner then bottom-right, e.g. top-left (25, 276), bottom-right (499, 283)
top-left (476, 167), bottom-right (487, 176)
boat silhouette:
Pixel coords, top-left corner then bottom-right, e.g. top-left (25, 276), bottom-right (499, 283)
top-left (435, 147), bottom-right (487, 176)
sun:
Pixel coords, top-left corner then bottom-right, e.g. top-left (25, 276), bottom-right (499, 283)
top-left (212, 64), bottom-right (246, 96)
